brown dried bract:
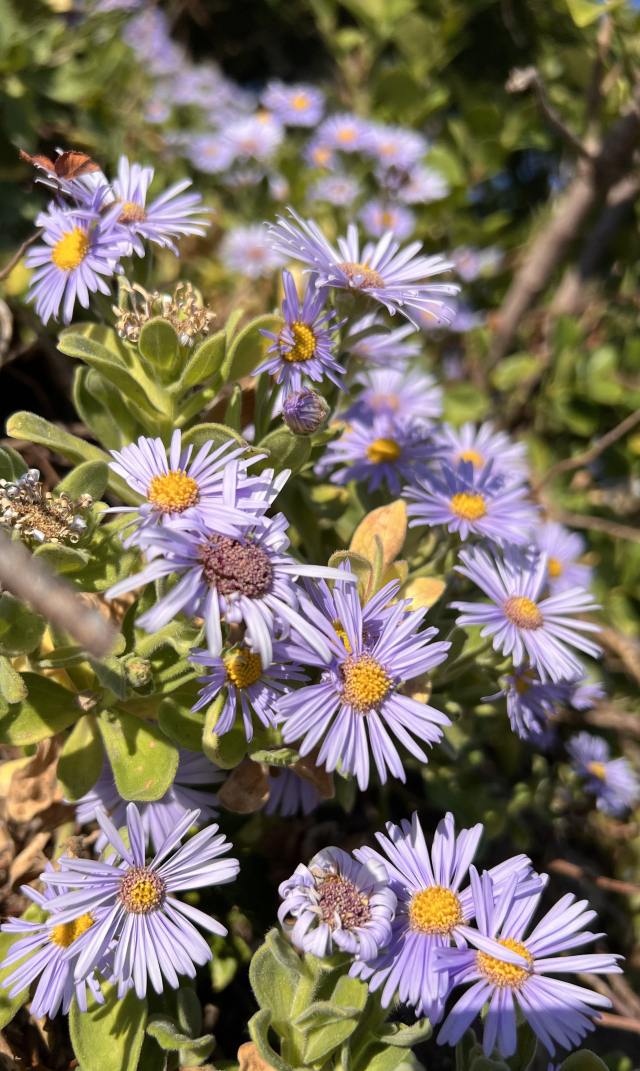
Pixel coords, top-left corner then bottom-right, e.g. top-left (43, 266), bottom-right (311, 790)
top-left (19, 149), bottom-right (100, 179)
top-left (7, 735), bottom-right (64, 823)
top-left (238, 1042), bottom-right (277, 1071)
top-left (217, 762), bottom-right (270, 813)
top-left (291, 749), bottom-right (335, 800)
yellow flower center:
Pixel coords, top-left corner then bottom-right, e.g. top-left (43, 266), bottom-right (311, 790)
top-left (312, 147), bottom-right (332, 166)
top-left (51, 227), bottom-right (89, 271)
top-left (333, 620), bottom-right (352, 652)
top-left (366, 438), bottom-right (401, 464)
top-left (409, 886), bottom-right (463, 935)
top-left (338, 261), bottom-right (386, 289)
top-left (477, 937), bottom-right (534, 988)
top-left (547, 557), bottom-right (563, 578)
top-left (50, 913), bottom-right (94, 948)
top-left (588, 761), bottom-right (607, 780)
top-left (450, 492), bottom-right (486, 521)
top-left (372, 393), bottom-right (400, 413)
top-left (147, 470), bottom-right (200, 513)
top-left (503, 595), bottom-right (543, 630)
top-left (119, 867), bottom-right (165, 914)
top-left (515, 669), bottom-right (536, 695)
top-left (291, 93), bottom-right (309, 111)
top-left (283, 322), bottom-right (316, 362)
top-left (337, 129), bottom-right (356, 143)
top-left (340, 653), bottom-right (391, 712)
top-left (118, 201), bottom-right (147, 224)
top-left (225, 650), bottom-right (263, 689)
top-left (381, 211), bottom-right (395, 227)
top-left (457, 449), bottom-right (484, 468)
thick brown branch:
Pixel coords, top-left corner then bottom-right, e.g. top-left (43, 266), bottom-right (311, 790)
top-left (0, 230), bottom-right (43, 282)
top-left (0, 529), bottom-right (116, 658)
top-left (534, 407), bottom-right (640, 490)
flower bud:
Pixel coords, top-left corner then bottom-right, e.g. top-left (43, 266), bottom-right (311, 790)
top-left (282, 389), bottom-right (330, 435)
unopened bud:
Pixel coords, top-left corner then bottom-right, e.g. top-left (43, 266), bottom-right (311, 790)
top-left (282, 389), bottom-right (330, 435)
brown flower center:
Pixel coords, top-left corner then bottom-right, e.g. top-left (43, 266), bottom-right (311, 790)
top-left (317, 872), bottom-right (371, 931)
top-left (198, 536), bottom-right (273, 599)
top-left (503, 595), bottom-right (543, 630)
top-left (338, 261), bottom-right (385, 289)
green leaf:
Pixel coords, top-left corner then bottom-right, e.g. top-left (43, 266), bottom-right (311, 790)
top-left (559, 1053), bottom-right (611, 1071)
top-left (331, 975), bottom-right (368, 1012)
top-left (32, 543), bottom-right (90, 575)
top-left (57, 713), bottom-right (103, 801)
top-left (146, 1015), bottom-right (214, 1061)
top-left (250, 931), bottom-right (299, 1028)
top-left (0, 593), bottom-right (45, 656)
top-left (302, 1011), bottom-right (359, 1063)
top-left (158, 695), bottom-right (205, 751)
top-left (88, 654), bottom-right (128, 700)
top-left (58, 332), bottom-right (162, 414)
top-left (73, 366), bottom-right (124, 452)
top-left (295, 1002), bottom-right (361, 1029)
top-left (203, 696), bottom-right (247, 768)
top-left (55, 459), bottom-right (110, 501)
top-left (375, 1020), bottom-right (432, 1047)
top-left (137, 1035), bottom-right (168, 1071)
top-left (247, 746), bottom-right (299, 766)
top-left (5, 412), bottom-right (140, 505)
top-left (98, 709), bottom-right (179, 800)
top-left (175, 330), bottom-right (226, 390)
top-left (138, 318), bottom-right (180, 378)
top-left (181, 422), bottom-right (256, 458)
top-left (255, 427), bottom-right (311, 475)
top-left (490, 355), bottom-right (539, 392)
top-left (0, 657), bottom-right (27, 703)
top-left (0, 902), bottom-right (47, 1029)
top-left (248, 1009), bottom-right (294, 1071)
top-left (220, 314), bottom-right (284, 383)
top-left (72, 516), bottom-right (139, 593)
top-left (0, 448), bottom-right (17, 482)
top-left (327, 551), bottom-right (372, 603)
top-left (359, 1045), bottom-right (411, 1071)
top-left (69, 980), bottom-right (147, 1071)
top-left (565, 0), bottom-right (623, 27)
top-left (442, 384), bottom-right (490, 425)
top-left (38, 645), bottom-right (87, 669)
top-left (0, 673), bottom-right (81, 744)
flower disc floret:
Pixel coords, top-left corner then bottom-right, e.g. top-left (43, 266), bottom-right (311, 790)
top-left (118, 201), bottom-right (147, 224)
top-left (283, 322), bottom-right (316, 362)
top-left (338, 261), bottom-right (386, 289)
top-left (366, 438), bottom-right (401, 464)
top-left (225, 650), bottom-right (263, 689)
top-left (198, 536), bottom-right (273, 598)
top-left (450, 492), bottom-right (486, 521)
top-left (50, 914), bottom-right (94, 948)
top-left (504, 595), bottom-right (543, 630)
top-left (340, 654), bottom-right (391, 711)
top-left (52, 227), bottom-right (90, 271)
top-left (118, 867), bottom-right (166, 914)
top-left (476, 938), bottom-right (533, 987)
top-left (409, 886), bottom-right (463, 936)
top-left (147, 470), bottom-right (199, 513)
top-left (588, 761), bottom-right (606, 780)
top-left (318, 873), bottom-right (372, 930)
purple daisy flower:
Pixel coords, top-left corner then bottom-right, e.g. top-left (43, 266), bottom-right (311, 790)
top-left (317, 415), bottom-right (438, 495)
top-left (107, 511), bottom-right (355, 666)
top-left (303, 140), bottom-right (336, 170)
top-left (189, 641), bottom-right (308, 742)
top-left (110, 156), bottom-right (209, 256)
top-left (560, 675), bottom-right (605, 711)
top-left (314, 114), bottom-right (369, 152)
top-left (0, 864), bottom-right (110, 1019)
top-left (310, 175), bottom-right (361, 207)
top-left (345, 313), bottom-right (422, 369)
top-left (26, 199), bottom-right (124, 325)
top-left (343, 367), bottom-right (442, 425)
top-left (350, 812), bottom-right (533, 1023)
top-left (43, 804), bottom-right (239, 1000)
top-left (485, 665), bottom-right (565, 741)
top-left (433, 422), bottom-right (528, 486)
top-left (222, 224), bottom-right (287, 279)
top-left (278, 571), bottom-right (451, 789)
top-left (108, 429), bottom-right (274, 545)
top-left (266, 209), bottom-right (458, 328)
top-left (261, 81), bottom-right (325, 127)
top-left (359, 200), bottom-right (416, 242)
top-left (436, 867), bottom-right (622, 1058)
top-left (452, 546), bottom-right (601, 682)
top-left (222, 114), bottom-right (283, 162)
top-left (567, 732), bottom-right (640, 816)
top-left (405, 460), bottom-right (538, 546)
top-left (264, 767), bottom-right (320, 817)
top-left (257, 271), bottom-right (346, 394)
top-left (361, 125), bottom-right (428, 171)
top-left (186, 134), bottom-right (236, 174)
top-left (451, 246), bottom-right (503, 282)
top-left (397, 165), bottom-right (450, 205)
top-left (282, 389), bottom-right (330, 434)
top-left (534, 521), bottom-right (593, 595)
top-left (278, 847), bottom-right (396, 959)
top-left (74, 750), bottom-right (224, 854)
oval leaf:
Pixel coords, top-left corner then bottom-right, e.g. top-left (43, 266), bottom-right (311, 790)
top-left (69, 980), bottom-right (147, 1071)
top-left (0, 673), bottom-right (80, 745)
top-left (221, 314), bottom-right (284, 383)
top-left (98, 709), bottom-right (179, 801)
top-left (350, 500), bottom-right (407, 574)
top-left (55, 459), bottom-right (110, 501)
top-left (57, 713), bottom-right (103, 801)
top-left (402, 577), bottom-right (446, 611)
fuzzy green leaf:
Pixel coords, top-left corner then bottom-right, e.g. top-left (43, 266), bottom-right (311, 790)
top-left (69, 980), bottom-right (147, 1071)
top-left (256, 427), bottom-right (310, 475)
top-left (220, 313), bottom-right (284, 383)
top-left (0, 657), bottom-right (27, 703)
top-left (375, 1020), bottom-right (432, 1046)
top-left (0, 673), bottom-right (80, 744)
top-left (248, 1009), bottom-right (294, 1071)
top-left (158, 694), bottom-right (205, 751)
top-left (98, 709), bottom-right (179, 800)
top-left (175, 330), bottom-right (226, 390)
top-left (32, 543), bottom-right (90, 575)
top-left (55, 459), bottom-right (110, 501)
top-left (138, 318), bottom-right (179, 376)
top-left (0, 592), bottom-right (45, 656)
top-left (57, 713), bottom-right (103, 801)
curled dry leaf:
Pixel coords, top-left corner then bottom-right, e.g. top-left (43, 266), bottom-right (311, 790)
top-left (217, 761), bottom-right (270, 814)
top-left (401, 577), bottom-right (446, 612)
top-left (6, 735), bottom-right (64, 823)
top-left (9, 831), bottom-right (50, 887)
top-left (19, 149), bottom-right (100, 179)
top-left (0, 820), bottom-right (15, 878)
top-left (350, 500), bottom-right (407, 575)
top-left (238, 1042), bottom-right (277, 1071)
top-left (291, 749), bottom-right (335, 800)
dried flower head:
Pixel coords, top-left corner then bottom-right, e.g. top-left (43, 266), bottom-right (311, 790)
top-left (0, 470), bottom-right (91, 545)
top-left (113, 280), bottom-right (215, 346)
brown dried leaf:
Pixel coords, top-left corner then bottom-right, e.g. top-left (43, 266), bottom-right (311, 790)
top-left (217, 762), bottom-right (270, 814)
top-left (19, 150), bottom-right (55, 172)
top-left (350, 500), bottom-right (407, 575)
top-left (19, 149), bottom-right (100, 179)
top-left (238, 1042), bottom-right (276, 1071)
top-left (7, 736), bottom-right (64, 823)
top-left (9, 831), bottom-right (50, 887)
top-left (292, 750), bottom-right (335, 799)
top-left (0, 821), bottom-right (15, 876)
top-left (402, 577), bottom-right (446, 611)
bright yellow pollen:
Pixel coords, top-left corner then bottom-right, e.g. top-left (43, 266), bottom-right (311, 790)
top-left (225, 650), bottom-right (263, 689)
top-left (337, 129), bottom-right (356, 143)
top-left (457, 449), bottom-right (484, 468)
top-left (118, 201), bottom-right (147, 224)
top-left (367, 437), bottom-right (401, 464)
top-left (338, 261), bottom-right (386, 289)
top-left (588, 761), bottom-right (607, 781)
top-left (503, 595), bottom-right (543, 630)
top-left (450, 492), bottom-right (486, 521)
top-left (547, 557), bottom-right (563, 578)
top-left (313, 147), bottom-right (332, 166)
top-left (291, 93), bottom-right (309, 110)
top-left (333, 620), bottom-right (352, 653)
top-left (51, 227), bottom-right (89, 271)
top-left (147, 470), bottom-right (199, 513)
top-left (515, 669), bottom-right (535, 695)
top-left (50, 914), bottom-right (94, 948)
top-left (381, 211), bottom-right (395, 227)
top-left (341, 654), bottom-right (391, 712)
top-left (127, 878), bottom-right (161, 912)
top-left (283, 322), bottom-right (316, 362)
top-left (477, 937), bottom-right (534, 988)
top-left (409, 886), bottom-right (463, 935)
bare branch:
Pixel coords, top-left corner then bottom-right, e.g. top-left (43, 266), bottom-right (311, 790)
top-left (549, 858), bottom-right (640, 897)
top-left (506, 67), bottom-right (594, 159)
top-left (541, 504), bottom-right (640, 545)
top-left (595, 1012), bottom-right (640, 1034)
top-left (0, 529), bottom-right (116, 658)
top-left (533, 406), bottom-right (640, 490)
top-left (0, 230), bottom-right (43, 282)
top-left (599, 627), bottom-right (640, 688)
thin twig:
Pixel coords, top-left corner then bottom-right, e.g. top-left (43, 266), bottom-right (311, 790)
top-left (597, 1012), bottom-right (640, 1034)
top-left (542, 504), bottom-right (640, 545)
top-left (599, 627), bottom-right (640, 687)
top-left (0, 529), bottom-right (116, 658)
top-left (0, 230), bottom-right (43, 282)
top-left (506, 67), bottom-right (594, 159)
top-left (534, 408), bottom-right (640, 490)
top-left (549, 858), bottom-right (640, 897)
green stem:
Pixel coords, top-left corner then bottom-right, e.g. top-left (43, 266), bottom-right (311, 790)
top-left (432, 637), bottom-right (495, 687)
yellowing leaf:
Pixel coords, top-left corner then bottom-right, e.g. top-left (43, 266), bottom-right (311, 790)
top-left (402, 577), bottom-right (446, 611)
top-left (350, 500), bottom-right (407, 574)
top-left (380, 560), bottom-right (408, 589)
